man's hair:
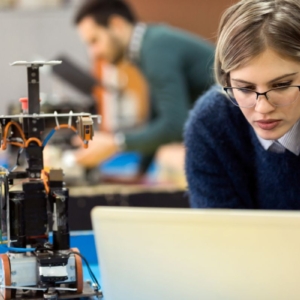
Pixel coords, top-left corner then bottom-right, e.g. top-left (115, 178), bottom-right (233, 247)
top-left (215, 0), bottom-right (300, 86)
top-left (74, 0), bottom-right (137, 26)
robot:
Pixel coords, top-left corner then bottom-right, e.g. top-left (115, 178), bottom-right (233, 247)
top-left (0, 61), bottom-right (102, 300)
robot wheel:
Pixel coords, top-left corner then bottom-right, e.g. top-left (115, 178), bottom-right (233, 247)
top-left (0, 254), bottom-right (11, 300)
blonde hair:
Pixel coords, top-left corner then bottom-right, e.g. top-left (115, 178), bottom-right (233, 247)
top-left (215, 0), bottom-right (300, 86)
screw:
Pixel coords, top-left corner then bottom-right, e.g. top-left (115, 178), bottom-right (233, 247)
top-left (70, 265), bottom-right (75, 270)
top-left (32, 128), bottom-right (37, 132)
top-left (11, 271), bottom-right (16, 276)
top-left (11, 282), bottom-right (17, 286)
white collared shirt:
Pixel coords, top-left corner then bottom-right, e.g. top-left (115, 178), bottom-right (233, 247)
top-left (256, 119), bottom-right (300, 155)
top-left (127, 22), bottom-right (147, 63)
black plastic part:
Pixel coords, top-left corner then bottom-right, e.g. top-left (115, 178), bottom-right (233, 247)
top-left (0, 118), bottom-right (11, 127)
top-left (53, 231), bottom-right (70, 251)
top-left (37, 255), bottom-right (69, 267)
top-left (9, 191), bottom-right (26, 247)
top-left (37, 254), bottom-right (69, 283)
top-left (22, 66), bottom-right (45, 139)
top-left (23, 117), bottom-right (45, 140)
top-left (22, 182), bottom-right (48, 242)
top-left (50, 188), bottom-right (70, 251)
top-left (49, 181), bottom-right (63, 189)
top-left (28, 67), bottom-right (40, 115)
top-left (23, 181), bottom-right (44, 192)
top-left (25, 145), bottom-right (44, 174)
top-left (40, 276), bottom-right (68, 283)
top-left (8, 172), bottom-right (28, 179)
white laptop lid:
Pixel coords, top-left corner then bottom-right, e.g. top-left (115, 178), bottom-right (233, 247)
top-left (91, 207), bottom-right (300, 300)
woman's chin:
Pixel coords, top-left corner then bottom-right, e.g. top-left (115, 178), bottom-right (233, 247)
top-left (254, 126), bottom-right (286, 141)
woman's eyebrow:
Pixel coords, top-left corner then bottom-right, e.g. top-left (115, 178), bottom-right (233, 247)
top-left (231, 72), bottom-right (298, 85)
top-left (231, 78), bottom-right (253, 85)
top-left (268, 72), bottom-right (298, 83)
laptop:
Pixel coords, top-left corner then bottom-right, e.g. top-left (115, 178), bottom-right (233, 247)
top-left (91, 207), bottom-right (300, 300)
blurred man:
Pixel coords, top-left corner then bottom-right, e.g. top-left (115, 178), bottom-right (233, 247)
top-left (74, 0), bottom-right (214, 175)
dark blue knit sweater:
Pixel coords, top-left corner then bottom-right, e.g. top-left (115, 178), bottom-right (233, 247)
top-left (184, 85), bottom-right (300, 209)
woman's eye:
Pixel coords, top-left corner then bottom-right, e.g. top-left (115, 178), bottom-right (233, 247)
top-left (236, 88), bottom-right (253, 94)
top-left (241, 86), bottom-right (255, 90)
top-left (273, 81), bottom-right (292, 88)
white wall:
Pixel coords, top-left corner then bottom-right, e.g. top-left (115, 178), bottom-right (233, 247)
top-left (0, 7), bottom-right (91, 114)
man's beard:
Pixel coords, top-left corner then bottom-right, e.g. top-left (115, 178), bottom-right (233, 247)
top-left (110, 37), bottom-right (125, 65)
top-left (111, 49), bottom-right (125, 64)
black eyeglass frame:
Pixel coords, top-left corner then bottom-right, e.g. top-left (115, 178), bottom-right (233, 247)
top-left (223, 85), bottom-right (300, 108)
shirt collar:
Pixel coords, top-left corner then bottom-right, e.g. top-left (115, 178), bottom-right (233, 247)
top-left (127, 22), bottom-right (147, 64)
top-left (256, 119), bottom-right (300, 155)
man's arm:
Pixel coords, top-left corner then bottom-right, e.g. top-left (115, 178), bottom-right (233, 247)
top-left (124, 68), bottom-right (190, 155)
top-left (123, 30), bottom-right (214, 156)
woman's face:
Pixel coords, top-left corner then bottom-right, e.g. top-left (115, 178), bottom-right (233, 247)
top-left (230, 48), bottom-right (300, 140)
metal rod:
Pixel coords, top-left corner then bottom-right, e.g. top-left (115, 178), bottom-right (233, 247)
top-left (0, 113), bottom-right (100, 119)
top-left (27, 67), bottom-right (40, 115)
top-left (4, 175), bottom-right (10, 247)
top-left (0, 286), bottom-right (77, 291)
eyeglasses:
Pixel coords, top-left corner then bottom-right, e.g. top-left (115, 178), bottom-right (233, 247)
top-left (223, 85), bottom-right (300, 108)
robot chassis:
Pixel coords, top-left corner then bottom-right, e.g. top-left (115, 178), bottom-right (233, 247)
top-left (0, 61), bottom-right (102, 300)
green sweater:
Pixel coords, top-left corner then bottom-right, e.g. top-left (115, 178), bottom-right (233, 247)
top-left (124, 25), bottom-right (215, 167)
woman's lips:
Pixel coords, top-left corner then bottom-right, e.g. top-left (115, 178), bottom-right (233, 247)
top-left (255, 119), bottom-right (281, 130)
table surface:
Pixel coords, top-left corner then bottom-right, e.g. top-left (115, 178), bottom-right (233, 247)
top-left (0, 231), bottom-right (101, 289)
top-left (70, 230), bottom-right (101, 283)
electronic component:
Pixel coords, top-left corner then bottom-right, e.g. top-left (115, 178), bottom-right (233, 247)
top-left (0, 61), bottom-right (102, 300)
top-left (76, 116), bottom-right (94, 147)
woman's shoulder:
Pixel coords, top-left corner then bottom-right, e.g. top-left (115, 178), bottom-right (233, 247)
top-left (193, 85), bottom-right (231, 115)
top-left (184, 84), bottom-right (250, 146)
top-left (187, 85), bottom-right (237, 128)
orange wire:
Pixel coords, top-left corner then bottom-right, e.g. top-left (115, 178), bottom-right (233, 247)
top-left (2, 122), bottom-right (88, 193)
top-left (55, 124), bottom-right (88, 149)
top-left (25, 137), bottom-right (42, 147)
top-left (55, 124), bottom-right (77, 132)
top-left (2, 122), bottom-right (87, 151)
top-left (41, 169), bottom-right (50, 194)
top-left (2, 122), bottom-right (42, 149)
top-left (7, 142), bottom-right (25, 148)
top-left (5, 121), bottom-right (26, 140)
top-left (2, 121), bottom-right (26, 150)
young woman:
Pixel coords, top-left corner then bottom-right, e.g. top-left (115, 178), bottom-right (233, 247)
top-left (185, 0), bottom-right (300, 209)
